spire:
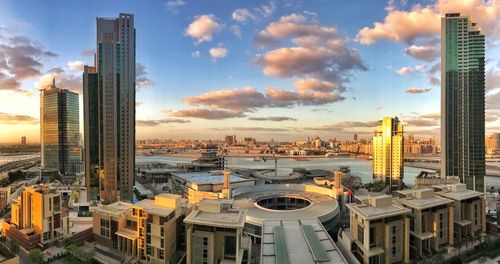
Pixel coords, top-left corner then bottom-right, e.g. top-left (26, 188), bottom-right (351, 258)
top-left (52, 77), bottom-right (56, 88)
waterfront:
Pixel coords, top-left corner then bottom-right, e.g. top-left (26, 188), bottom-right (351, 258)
top-left (136, 155), bottom-right (500, 187)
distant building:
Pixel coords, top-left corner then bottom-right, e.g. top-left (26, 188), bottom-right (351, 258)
top-left (372, 117), bottom-right (404, 190)
top-left (415, 171), bottom-right (459, 188)
top-left (2, 185), bottom-right (68, 250)
top-left (92, 193), bottom-right (184, 263)
top-left (40, 78), bottom-right (81, 175)
top-left (184, 199), bottom-right (251, 264)
top-left (0, 187), bottom-right (10, 214)
top-left (84, 13), bottom-right (136, 203)
top-left (441, 13), bottom-right (485, 191)
top-left (354, 134), bottom-right (358, 141)
top-left (225, 135), bottom-right (237, 145)
top-left (20, 136), bottom-right (26, 145)
top-left (486, 133), bottom-right (500, 155)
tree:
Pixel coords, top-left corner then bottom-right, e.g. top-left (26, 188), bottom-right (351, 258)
top-left (8, 239), bottom-right (19, 254)
top-left (62, 237), bottom-right (73, 248)
top-left (28, 248), bottom-right (44, 264)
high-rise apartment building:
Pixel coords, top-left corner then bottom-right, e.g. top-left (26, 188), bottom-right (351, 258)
top-left (84, 13), bottom-right (136, 203)
top-left (486, 133), bottom-right (500, 155)
top-left (21, 136), bottom-right (26, 145)
top-left (40, 78), bottom-right (81, 175)
top-left (372, 117), bottom-right (404, 190)
top-left (441, 13), bottom-right (485, 192)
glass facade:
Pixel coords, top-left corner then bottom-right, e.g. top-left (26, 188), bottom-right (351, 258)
top-left (40, 82), bottom-right (81, 175)
top-left (441, 14), bottom-right (485, 191)
top-left (84, 66), bottom-right (100, 201)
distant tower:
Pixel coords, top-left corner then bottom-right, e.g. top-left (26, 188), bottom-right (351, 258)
top-left (353, 134), bottom-right (358, 141)
top-left (40, 78), bottom-right (80, 175)
top-left (84, 14), bottom-right (136, 203)
top-left (372, 117), bottom-right (404, 191)
top-left (21, 136), bottom-right (26, 145)
top-left (441, 13), bottom-right (485, 192)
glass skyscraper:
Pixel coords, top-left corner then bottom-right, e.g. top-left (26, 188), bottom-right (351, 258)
top-left (441, 13), bottom-right (485, 192)
top-left (84, 13), bottom-right (136, 203)
top-left (40, 78), bottom-right (81, 175)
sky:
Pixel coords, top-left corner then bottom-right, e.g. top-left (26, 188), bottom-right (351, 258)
top-left (1, 0), bottom-right (500, 143)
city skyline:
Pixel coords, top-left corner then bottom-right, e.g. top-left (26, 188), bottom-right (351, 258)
top-left (1, 0), bottom-right (500, 143)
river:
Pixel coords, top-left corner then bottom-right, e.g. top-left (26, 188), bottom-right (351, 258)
top-left (136, 156), bottom-right (500, 187)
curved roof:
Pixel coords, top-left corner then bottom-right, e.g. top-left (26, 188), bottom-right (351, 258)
top-left (232, 184), bottom-right (340, 226)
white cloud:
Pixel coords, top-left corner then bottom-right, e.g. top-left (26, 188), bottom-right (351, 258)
top-left (405, 87), bottom-right (431, 94)
top-left (209, 47), bottom-right (228, 59)
top-left (67, 60), bottom-right (84, 72)
top-left (232, 9), bottom-right (256, 22)
top-left (231, 25), bottom-right (241, 38)
top-left (396, 66), bottom-right (412, 75)
top-left (185, 14), bottom-right (222, 43)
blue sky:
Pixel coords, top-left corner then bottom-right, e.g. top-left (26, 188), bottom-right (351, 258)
top-left (0, 0), bottom-right (499, 143)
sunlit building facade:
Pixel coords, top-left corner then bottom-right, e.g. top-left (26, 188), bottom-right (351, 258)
top-left (40, 78), bottom-right (81, 175)
top-left (373, 116), bottom-right (404, 190)
top-left (84, 13), bottom-right (136, 203)
top-left (441, 13), bottom-right (485, 192)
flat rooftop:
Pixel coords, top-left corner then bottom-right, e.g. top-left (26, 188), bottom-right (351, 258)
top-left (172, 171), bottom-right (253, 185)
top-left (396, 194), bottom-right (452, 210)
top-left (346, 198), bottom-right (410, 221)
top-left (261, 219), bottom-right (348, 264)
top-left (133, 199), bottom-right (176, 217)
top-left (184, 200), bottom-right (246, 229)
top-left (94, 201), bottom-right (132, 216)
top-left (434, 184), bottom-right (484, 201)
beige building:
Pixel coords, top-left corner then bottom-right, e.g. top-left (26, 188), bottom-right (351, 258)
top-left (340, 195), bottom-right (411, 264)
top-left (486, 133), bottom-right (500, 155)
top-left (433, 183), bottom-right (486, 241)
top-left (0, 186), bottom-right (11, 214)
top-left (169, 171), bottom-right (255, 204)
top-left (373, 117), bottom-right (404, 190)
top-left (92, 193), bottom-right (184, 263)
top-left (2, 185), bottom-right (67, 250)
top-left (184, 199), bottom-right (251, 264)
top-left (396, 189), bottom-right (454, 258)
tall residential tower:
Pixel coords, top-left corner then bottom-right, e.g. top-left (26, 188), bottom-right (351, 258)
top-left (373, 116), bottom-right (404, 190)
top-left (40, 78), bottom-right (81, 175)
top-left (84, 13), bottom-right (136, 203)
top-left (441, 13), bottom-right (485, 192)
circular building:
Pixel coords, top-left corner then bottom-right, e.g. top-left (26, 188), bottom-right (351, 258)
top-left (232, 184), bottom-right (340, 238)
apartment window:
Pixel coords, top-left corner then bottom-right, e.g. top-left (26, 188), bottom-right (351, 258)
top-left (43, 231), bottom-right (51, 241)
top-left (158, 249), bottom-right (164, 260)
top-left (147, 223), bottom-right (151, 233)
top-left (369, 227), bottom-right (376, 248)
top-left (475, 204), bottom-right (479, 226)
top-left (49, 198), bottom-right (52, 211)
top-left (358, 225), bottom-right (364, 244)
top-left (100, 219), bottom-right (110, 238)
top-left (160, 239), bottom-right (164, 248)
top-left (160, 227), bottom-right (164, 237)
top-left (146, 245), bottom-right (152, 255)
top-left (147, 234), bottom-right (151, 244)
top-left (203, 237), bottom-right (208, 246)
top-left (391, 226), bottom-right (398, 257)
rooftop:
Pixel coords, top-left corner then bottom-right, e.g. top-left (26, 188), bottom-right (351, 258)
top-left (396, 189), bottom-right (453, 210)
top-left (94, 201), bottom-right (132, 216)
top-left (433, 183), bottom-right (484, 201)
top-left (172, 171), bottom-right (253, 185)
top-left (346, 195), bottom-right (410, 221)
top-left (184, 199), bottom-right (246, 228)
top-left (261, 219), bottom-right (348, 264)
top-left (133, 199), bottom-right (176, 217)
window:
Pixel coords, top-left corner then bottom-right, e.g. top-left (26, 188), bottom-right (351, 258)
top-left (146, 234), bottom-right (151, 244)
top-left (160, 239), bottom-right (164, 248)
top-left (391, 226), bottom-right (397, 258)
top-left (158, 249), bottom-right (164, 260)
top-left (369, 227), bottom-right (376, 247)
top-left (203, 237), bottom-right (208, 246)
top-left (100, 219), bottom-right (110, 238)
top-left (358, 225), bottom-right (364, 244)
top-left (160, 227), bottom-right (164, 237)
top-left (147, 223), bottom-right (151, 233)
top-left (224, 236), bottom-right (237, 258)
top-left (146, 245), bottom-right (152, 255)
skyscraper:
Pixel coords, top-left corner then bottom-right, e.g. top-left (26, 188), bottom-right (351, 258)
top-left (40, 78), bottom-right (80, 175)
top-left (372, 116), bottom-right (404, 190)
top-left (84, 14), bottom-right (136, 203)
top-left (441, 13), bottom-right (485, 192)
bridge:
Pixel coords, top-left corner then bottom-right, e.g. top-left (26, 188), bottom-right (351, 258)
top-left (0, 157), bottom-right (40, 173)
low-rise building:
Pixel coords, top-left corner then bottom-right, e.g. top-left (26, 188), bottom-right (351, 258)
top-left (92, 193), bottom-right (184, 263)
top-left (0, 186), bottom-right (11, 214)
top-left (169, 171), bottom-right (255, 204)
top-left (396, 188), bottom-right (454, 258)
top-left (184, 199), bottom-right (251, 264)
top-left (433, 183), bottom-right (486, 241)
top-left (1, 184), bottom-right (68, 250)
top-left (339, 195), bottom-right (411, 264)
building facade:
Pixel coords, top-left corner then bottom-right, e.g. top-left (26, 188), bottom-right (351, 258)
top-left (486, 133), bottom-right (500, 155)
top-left (373, 117), bottom-right (404, 190)
top-left (84, 13), bottom-right (136, 203)
top-left (184, 199), bottom-right (250, 264)
top-left (40, 78), bottom-right (81, 175)
top-left (441, 13), bottom-right (485, 191)
top-left (92, 193), bottom-right (184, 263)
top-left (342, 195), bottom-right (411, 264)
top-left (2, 185), bottom-right (67, 250)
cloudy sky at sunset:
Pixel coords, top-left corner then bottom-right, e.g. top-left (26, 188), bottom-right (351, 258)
top-left (1, 0), bottom-right (500, 143)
